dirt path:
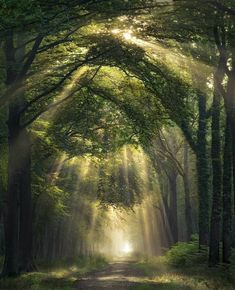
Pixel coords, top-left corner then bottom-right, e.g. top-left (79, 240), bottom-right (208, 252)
top-left (76, 260), bottom-right (151, 290)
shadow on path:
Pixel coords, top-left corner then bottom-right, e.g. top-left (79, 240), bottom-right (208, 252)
top-left (76, 261), bottom-right (193, 290)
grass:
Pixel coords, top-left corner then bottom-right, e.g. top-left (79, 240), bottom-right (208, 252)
top-left (134, 242), bottom-right (235, 290)
top-left (1, 243), bottom-right (235, 290)
top-left (0, 255), bottom-right (108, 290)
top-left (132, 266), bottom-right (235, 290)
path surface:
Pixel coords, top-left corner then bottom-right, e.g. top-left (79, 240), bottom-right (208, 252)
top-left (76, 261), bottom-right (152, 290)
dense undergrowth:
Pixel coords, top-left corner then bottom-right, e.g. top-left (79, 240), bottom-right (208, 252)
top-left (1, 241), bottom-right (235, 290)
top-left (135, 240), bottom-right (235, 290)
top-left (0, 255), bottom-right (107, 290)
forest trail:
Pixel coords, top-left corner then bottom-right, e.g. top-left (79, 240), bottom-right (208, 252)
top-left (76, 260), bottom-right (153, 290)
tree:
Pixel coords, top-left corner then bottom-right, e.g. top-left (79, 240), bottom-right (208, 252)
top-left (0, 0), bottom-right (161, 276)
top-left (222, 116), bottom-right (233, 263)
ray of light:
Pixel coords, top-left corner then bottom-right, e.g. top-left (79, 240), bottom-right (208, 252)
top-left (112, 28), bottom-right (214, 93)
top-left (95, 146), bottom-right (174, 258)
top-left (41, 66), bottom-right (90, 122)
top-left (49, 153), bottom-right (67, 185)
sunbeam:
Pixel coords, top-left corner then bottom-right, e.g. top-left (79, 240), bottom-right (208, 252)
top-left (2, 1), bottom-right (233, 286)
top-left (112, 27), bottom-right (214, 93)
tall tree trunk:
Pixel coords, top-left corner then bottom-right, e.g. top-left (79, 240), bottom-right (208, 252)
top-left (2, 33), bottom-right (21, 277)
top-left (2, 104), bottom-right (21, 276)
top-left (222, 117), bottom-right (232, 263)
top-left (224, 68), bottom-right (235, 246)
top-left (19, 128), bottom-right (35, 272)
top-left (168, 170), bottom-right (178, 244)
top-left (209, 88), bottom-right (222, 266)
top-left (233, 139), bottom-right (235, 247)
top-left (196, 92), bottom-right (209, 246)
top-left (2, 33), bottom-right (35, 275)
top-left (183, 141), bottom-right (193, 241)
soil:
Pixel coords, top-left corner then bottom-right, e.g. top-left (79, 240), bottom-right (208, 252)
top-left (76, 260), bottom-right (152, 290)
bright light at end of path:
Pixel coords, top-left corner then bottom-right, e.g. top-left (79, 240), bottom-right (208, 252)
top-left (123, 31), bottom-right (133, 41)
top-left (122, 242), bottom-right (133, 254)
top-left (111, 29), bottom-right (136, 42)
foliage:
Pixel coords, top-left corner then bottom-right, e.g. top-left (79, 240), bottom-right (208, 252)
top-left (97, 147), bottom-right (144, 207)
top-left (0, 0), bottom-right (235, 279)
top-left (135, 249), bottom-right (235, 290)
top-left (0, 255), bottom-right (108, 290)
top-left (49, 89), bottom-right (137, 157)
top-left (166, 238), bottom-right (207, 267)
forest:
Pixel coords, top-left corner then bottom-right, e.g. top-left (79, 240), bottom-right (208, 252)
top-left (0, 1), bottom-right (235, 290)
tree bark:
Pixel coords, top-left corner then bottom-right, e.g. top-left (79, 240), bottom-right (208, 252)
top-left (233, 138), bottom-right (235, 247)
top-left (214, 31), bottom-right (235, 250)
top-left (183, 141), bottom-right (193, 241)
top-left (209, 87), bottom-right (222, 266)
top-left (222, 117), bottom-right (232, 263)
top-left (2, 33), bottom-right (21, 277)
top-left (2, 33), bottom-right (35, 275)
top-left (18, 128), bottom-right (35, 272)
top-left (2, 103), bottom-right (21, 276)
top-left (196, 91), bottom-right (209, 246)
top-left (224, 70), bottom-right (235, 247)
top-left (168, 170), bottom-right (178, 244)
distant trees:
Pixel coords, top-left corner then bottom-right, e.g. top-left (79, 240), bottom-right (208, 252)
top-left (141, 0), bottom-right (235, 265)
top-left (145, 128), bottom-right (195, 245)
top-left (0, 0), bottom-right (234, 276)
top-left (0, 0), bottom-right (160, 277)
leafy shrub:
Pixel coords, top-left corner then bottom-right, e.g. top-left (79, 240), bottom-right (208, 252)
top-left (166, 238), bottom-right (207, 267)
